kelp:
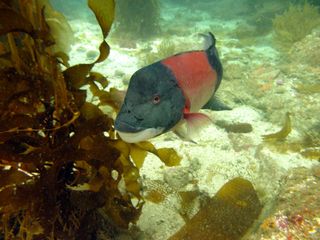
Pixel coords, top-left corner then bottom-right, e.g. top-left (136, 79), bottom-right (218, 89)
top-left (265, 133), bottom-right (320, 161)
top-left (0, 0), bottom-right (180, 239)
top-left (262, 113), bottom-right (320, 161)
top-left (262, 112), bottom-right (292, 142)
top-left (39, 0), bottom-right (75, 54)
top-left (169, 178), bottom-right (263, 240)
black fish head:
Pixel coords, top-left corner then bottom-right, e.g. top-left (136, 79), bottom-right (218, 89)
top-left (115, 62), bottom-right (185, 143)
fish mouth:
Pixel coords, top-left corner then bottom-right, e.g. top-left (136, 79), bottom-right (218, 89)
top-left (117, 128), bottom-right (165, 143)
top-left (114, 120), bottom-right (144, 133)
top-left (115, 119), bottom-right (164, 143)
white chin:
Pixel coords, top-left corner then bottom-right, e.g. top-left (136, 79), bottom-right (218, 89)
top-left (117, 128), bottom-right (164, 143)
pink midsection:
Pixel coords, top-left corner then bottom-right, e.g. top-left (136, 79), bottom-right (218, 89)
top-left (162, 51), bottom-right (217, 112)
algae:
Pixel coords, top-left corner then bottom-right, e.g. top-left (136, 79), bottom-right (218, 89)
top-left (113, 0), bottom-right (161, 41)
top-left (272, 2), bottom-right (320, 47)
top-left (262, 112), bottom-right (292, 142)
top-left (294, 83), bottom-right (320, 94)
top-left (262, 113), bottom-right (320, 161)
top-left (0, 0), bottom-right (180, 238)
top-left (169, 178), bottom-right (262, 240)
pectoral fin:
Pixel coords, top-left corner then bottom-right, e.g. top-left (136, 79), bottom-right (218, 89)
top-left (173, 113), bottom-right (212, 142)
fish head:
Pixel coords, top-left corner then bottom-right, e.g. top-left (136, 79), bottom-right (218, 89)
top-left (115, 62), bottom-right (185, 143)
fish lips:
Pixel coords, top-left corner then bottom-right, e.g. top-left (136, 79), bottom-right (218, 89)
top-left (114, 119), bottom-right (144, 133)
top-left (115, 119), bottom-right (164, 143)
top-left (117, 128), bottom-right (165, 143)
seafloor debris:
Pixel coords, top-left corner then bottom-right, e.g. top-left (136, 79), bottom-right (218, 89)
top-left (216, 120), bottom-right (253, 133)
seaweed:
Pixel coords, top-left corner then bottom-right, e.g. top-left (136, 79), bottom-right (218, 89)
top-left (294, 83), bottom-right (320, 94)
top-left (262, 113), bottom-right (320, 161)
top-left (300, 147), bottom-right (320, 160)
top-left (40, 0), bottom-right (75, 54)
top-left (272, 2), bottom-right (320, 48)
top-left (262, 112), bottom-right (292, 142)
top-left (169, 178), bottom-right (263, 240)
top-left (113, 0), bottom-right (161, 41)
top-left (0, 0), bottom-right (180, 239)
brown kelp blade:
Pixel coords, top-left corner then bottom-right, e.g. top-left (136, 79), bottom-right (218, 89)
top-left (0, 8), bottom-right (34, 36)
top-left (88, 0), bottom-right (115, 38)
top-left (262, 112), bottom-right (292, 142)
top-left (63, 0), bottom-right (115, 89)
top-left (169, 177), bottom-right (262, 240)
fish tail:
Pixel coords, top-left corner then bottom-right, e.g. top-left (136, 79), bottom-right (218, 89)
top-left (204, 32), bottom-right (223, 87)
top-left (201, 32), bottom-right (216, 50)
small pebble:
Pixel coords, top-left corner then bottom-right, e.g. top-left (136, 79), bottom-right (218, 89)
top-left (86, 50), bottom-right (99, 60)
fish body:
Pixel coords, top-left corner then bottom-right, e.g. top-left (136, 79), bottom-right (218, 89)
top-left (115, 32), bottom-right (225, 143)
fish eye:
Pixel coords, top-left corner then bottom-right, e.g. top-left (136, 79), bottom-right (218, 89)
top-left (152, 94), bottom-right (161, 104)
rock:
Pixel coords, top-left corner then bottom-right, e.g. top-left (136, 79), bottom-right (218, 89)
top-left (86, 50), bottom-right (99, 60)
top-left (164, 167), bottom-right (191, 190)
top-left (248, 167), bottom-right (320, 240)
top-left (289, 30), bottom-right (320, 67)
top-left (223, 62), bottom-right (247, 81)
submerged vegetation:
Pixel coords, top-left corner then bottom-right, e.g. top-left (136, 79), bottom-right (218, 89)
top-left (272, 2), bottom-right (320, 47)
top-left (262, 113), bottom-right (320, 161)
top-left (0, 0), bottom-right (180, 238)
top-left (0, 0), bottom-right (318, 239)
top-left (169, 178), bottom-right (262, 240)
top-left (113, 0), bottom-right (161, 40)
top-left (262, 112), bottom-right (292, 142)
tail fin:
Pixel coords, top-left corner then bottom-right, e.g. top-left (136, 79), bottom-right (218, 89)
top-left (203, 32), bottom-right (223, 89)
top-left (201, 32), bottom-right (216, 50)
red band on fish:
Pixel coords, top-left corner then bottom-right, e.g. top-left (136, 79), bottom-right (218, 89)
top-left (162, 51), bottom-right (217, 112)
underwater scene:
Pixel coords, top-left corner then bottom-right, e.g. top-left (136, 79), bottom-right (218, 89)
top-left (0, 0), bottom-right (320, 239)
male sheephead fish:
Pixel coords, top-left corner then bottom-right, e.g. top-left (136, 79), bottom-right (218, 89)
top-left (115, 32), bottom-right (229, 143)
